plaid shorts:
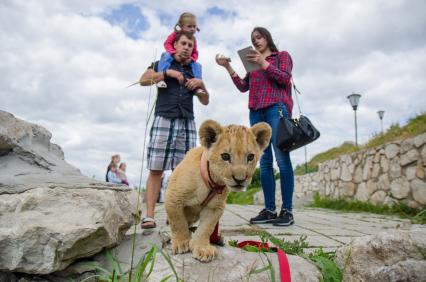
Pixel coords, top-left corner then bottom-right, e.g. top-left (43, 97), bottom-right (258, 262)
top-left (147, 116), bottom-right (197, 171)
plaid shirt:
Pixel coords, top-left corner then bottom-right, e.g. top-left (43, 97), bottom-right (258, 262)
top-left (231, 51), bottom-right (293, 116)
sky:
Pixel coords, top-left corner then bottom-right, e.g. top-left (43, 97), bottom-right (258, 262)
top-left (1, 0), bottom-right (425, 187)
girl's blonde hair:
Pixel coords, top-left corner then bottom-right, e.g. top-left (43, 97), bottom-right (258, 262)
top-left (175, 12), bottom-right (200, 32)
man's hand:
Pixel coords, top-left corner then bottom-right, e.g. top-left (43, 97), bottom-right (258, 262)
top-left (185, 78), bottom-right (203, 91)
top-left (166, 69), bottom-right (185, 84)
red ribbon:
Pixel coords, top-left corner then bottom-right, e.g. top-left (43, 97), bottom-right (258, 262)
top-left (277, 248), bottom-right (291, 282)
top-left (236, 240), bottom-right (291, 282)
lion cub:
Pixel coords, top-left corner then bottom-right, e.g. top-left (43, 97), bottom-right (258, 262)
top-left (165, 120), bottom-right (271, 262)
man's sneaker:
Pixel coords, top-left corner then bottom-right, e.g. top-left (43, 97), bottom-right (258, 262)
top-left (250, 209), bottom-right (277, 224)
top-left (271, 209), bottom-right (294, 226)
top-left (156, 80), bottom-right (167, 88)
top-left (195, 88), bottom-right (207, 96)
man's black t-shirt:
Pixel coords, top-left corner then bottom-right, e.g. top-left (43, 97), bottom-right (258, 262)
top-left (149, 60), bottom-right (196, 119)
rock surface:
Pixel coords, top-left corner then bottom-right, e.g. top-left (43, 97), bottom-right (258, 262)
top-left (0, 111), bottom-right (140, 274)
top-left (148, 245), bottom-right (321, 282)
top-left (335, 230), bottom-right (426, 282)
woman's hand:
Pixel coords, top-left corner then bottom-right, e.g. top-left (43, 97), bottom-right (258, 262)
top-left (246, 49), bottom-right (265, 65)
top-left (215, 54), bottom-right (231, 68)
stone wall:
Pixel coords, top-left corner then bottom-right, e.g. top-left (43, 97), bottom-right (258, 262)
top-left (294, 133), bottom-right (426, 209)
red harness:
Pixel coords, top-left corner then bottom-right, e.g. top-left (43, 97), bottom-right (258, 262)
top-left (200, 151), bottom-right (226, 206)
top-left (199, 150), bottom-right (226, 244)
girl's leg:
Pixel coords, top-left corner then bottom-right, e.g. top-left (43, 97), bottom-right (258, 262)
top-left (157, 52), bottom-right (174, 88)
top-left (190, 61), bottom-right (202, 79)
top-left (250, 109), bottom-right (276, 212)
top-left (158, 52), bottom-right (174, 71)
top-left (264, 104), bottom-right (294, 211)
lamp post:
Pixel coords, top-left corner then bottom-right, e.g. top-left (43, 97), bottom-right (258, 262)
top-left (347, 93), bottom-right (361, 146)
top-left (377, 110), bottom-right (385, 135)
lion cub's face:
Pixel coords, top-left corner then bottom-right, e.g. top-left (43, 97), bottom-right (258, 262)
top-left (199, 120), bottom-right (272, 192)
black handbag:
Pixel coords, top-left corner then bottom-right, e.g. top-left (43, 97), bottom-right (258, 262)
top-left (275, 80), bottom-right (320, 152)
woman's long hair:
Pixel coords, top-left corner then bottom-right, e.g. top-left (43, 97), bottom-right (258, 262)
top-left (251, 27), bottom-right (279, 52)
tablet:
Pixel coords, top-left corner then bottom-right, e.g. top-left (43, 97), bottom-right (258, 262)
top-left (237, 46), bottom-right (261, 73)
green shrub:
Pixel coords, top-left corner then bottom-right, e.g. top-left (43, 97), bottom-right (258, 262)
top-left (226, 187), bottom-right (261, 205)
top-left (311, 192), bottom-right (426, 224)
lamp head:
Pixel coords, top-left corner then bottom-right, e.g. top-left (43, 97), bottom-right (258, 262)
top-left (347, 93), bottom-right (361, 110)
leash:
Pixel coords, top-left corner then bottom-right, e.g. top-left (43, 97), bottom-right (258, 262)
top-left (236, 241), bottom-right (291, 281)
top-left (199, 150), bottom-right (226, 245)
top-left (277, 248), bottom-right (291, 282)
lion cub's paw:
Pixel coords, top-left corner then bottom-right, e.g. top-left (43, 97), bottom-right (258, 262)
top-left (191, 244), bottom-right (217, 262)
top-left (171, 238), bottom-right (190, 254)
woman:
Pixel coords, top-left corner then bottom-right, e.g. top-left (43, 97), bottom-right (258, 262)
top-left (216, 27), bottom-right (295, 226)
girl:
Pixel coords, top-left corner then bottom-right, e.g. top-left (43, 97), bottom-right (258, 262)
top-left (107, 163), bottom-right (122, 184)
top-left (157, 12), bottom-right (204, 95)
top-left (216, 27), bottom-right (295, 226)
top-left (117, 162), bottom-right (129, 186)
top-left (105, 154), bottom-right (120, 182)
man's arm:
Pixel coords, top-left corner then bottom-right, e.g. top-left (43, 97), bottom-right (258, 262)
top-left (140, 68), bottom-right (186, 86)
top-left (196, 88), bottom-right (209, 105)
top-left (139, 68), bottom-right (164, 86)
top-left (185, 78), bottom-right (209, 105)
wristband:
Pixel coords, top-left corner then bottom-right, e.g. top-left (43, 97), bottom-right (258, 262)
top-left (163, 70), bottom-right (168, 79)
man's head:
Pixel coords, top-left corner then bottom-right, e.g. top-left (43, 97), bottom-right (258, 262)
top-left (173, 31), bottom-right (195, 62)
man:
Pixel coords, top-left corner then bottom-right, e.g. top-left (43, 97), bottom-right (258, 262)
top-left (139, 31), bottom-right (209, 229)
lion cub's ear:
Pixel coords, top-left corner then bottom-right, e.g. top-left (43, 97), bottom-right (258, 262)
top-left (199, 120), bottom-right (223, 148)
top-left (250, 122), bottom-right (272, 151)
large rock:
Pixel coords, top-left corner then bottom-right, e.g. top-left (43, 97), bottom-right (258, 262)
top-left (413, 132), bottom-right (426, 148)
top-left (335, 230), bottom-right (426, 282)
top-left (390, 177), bottom-right (410, 199)
top-left (411, 179), bottom-right (426, 205)
top-left (148, 246), bottom-right (321, 282)
top-left (354, 182), bottom-right (369, 201)
top-left (0, 111), bottom-right (140, 274)
top-left (385, 143), bottom-right (399, 159)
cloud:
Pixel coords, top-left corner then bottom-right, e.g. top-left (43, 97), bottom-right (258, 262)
top-left (1, 0), bottom-right (425, 187)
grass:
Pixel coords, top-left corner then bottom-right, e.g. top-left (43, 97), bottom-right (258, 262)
top-left (229, 231), bottom-right (342, 282)
top-left (295, 112), bottom-right (426, 175)
top-left (311, 192), bottom-right (426, 224)
top-left (227, 187), bottom-right (261, 205)
top-left (82, 246), bottom-right (182, 282)
top-left (226, 168), bottom-right (279, 205)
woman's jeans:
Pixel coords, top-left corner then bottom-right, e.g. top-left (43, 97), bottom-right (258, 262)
top-left (249, 103), bottom-right (294, 211)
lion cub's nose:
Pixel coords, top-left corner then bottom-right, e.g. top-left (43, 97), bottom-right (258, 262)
top-left (232, 175), bottom-right (247, 185)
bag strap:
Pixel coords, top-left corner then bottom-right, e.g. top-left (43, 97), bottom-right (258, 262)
top-left (274, 52), bottom-right (303, 116)
top-left (291, 77), bottom-right (303, 116)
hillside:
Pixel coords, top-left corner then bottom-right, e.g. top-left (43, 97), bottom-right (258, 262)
top-left (294, 112), bottom-right (426, 175)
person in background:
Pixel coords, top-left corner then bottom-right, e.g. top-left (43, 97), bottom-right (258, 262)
top-left (106, 154), bottom-right (121, 182)
top-left (216, 27), bottom-right (295, 226)
top-left (117, 162), bottom-right (129, 186)
top-left (107, 163), bottom-right (122, 184)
